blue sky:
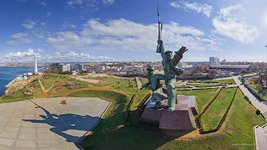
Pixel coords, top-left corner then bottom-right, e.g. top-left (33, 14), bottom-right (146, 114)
top-left (0, 0), bottom-right (267, 62)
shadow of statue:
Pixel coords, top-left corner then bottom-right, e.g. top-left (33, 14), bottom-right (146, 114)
top-left (22, 100), bottom-right (100, 144)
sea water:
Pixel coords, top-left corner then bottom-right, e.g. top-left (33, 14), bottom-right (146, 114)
top-left (0, 66), bottom-right (33, 96)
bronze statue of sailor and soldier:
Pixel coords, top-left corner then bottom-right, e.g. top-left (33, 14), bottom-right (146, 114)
top-left (142, 7), bottom-right (188, 112)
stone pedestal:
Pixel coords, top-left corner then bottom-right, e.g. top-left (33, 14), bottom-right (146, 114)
top-left (140, 95), bottom-right (198, 131)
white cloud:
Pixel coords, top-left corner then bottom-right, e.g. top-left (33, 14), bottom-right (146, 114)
top-left (47, 18), bottom-right (220, 52)
top-left (67, 0), bottom-right (115, 8)
top-left (68, 51), bottom-right (113, 59)
top-left (61, 21), bottom-right (76, 30)
top-left (213, 5), bottom-right (259, 44)
top-left (102, 0), bottom-right (114, 5)
top-left (1, 48), bottom-right (41, 63)
top-left (7, 32), bottom-right (32, 45)
top-left (22, 20), bottom-right (36, 29)
top-left (170, 2), bottom-right (180, 8)
top-left (40, 22), bottom-right (47, 28)
top-left (40, 1), bottom-right (47, 6)
top-left (45, 12), bottom-right (52, 17)
top-left (67, 0), bottom-right (82, 6)
top-left (262, 12), bottom-right (267, 28)
top-left (43, 51), bottom-right (114, 62)
top-left (0, 49), bottom-right (113, 63)
top-left (7, 21), bottom-right (49, 45)
top-left (171, 1), bottom-right (213, 17)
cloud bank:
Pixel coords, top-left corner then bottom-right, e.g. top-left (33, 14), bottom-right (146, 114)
top-left (212, 5), bottom-right (259, 44)
top-left (170, 1), bottom-right (213, 17)
top-left (47, 18), bottom-right (220, 53)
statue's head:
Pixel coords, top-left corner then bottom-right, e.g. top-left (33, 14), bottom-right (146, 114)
top-left (147, 64), bottom-right (154, 72)
top-left (165, 51), bottom-right (173, 61)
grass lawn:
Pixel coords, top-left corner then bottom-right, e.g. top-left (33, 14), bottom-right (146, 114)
top-left (75, 87), bottom-right (265, 150)
top-left (47, 74), bottom-right (90, 95)
top-left (175, 85), bottom-right (192, 88)
top-left (188, 79), bottom-right (235, 85)
top-left (129, 89), bottom-right (150, 112)
top-left (0, 95), bottom-right (32, 103)
top-left (177, 88), bottom-right (219, 113)
top-left (223, 89), bottom-right (266, 146)
top-left (216, 79), bottom-right (235, 85)
top-left (188, 83), bottom-right (221, 88)
top-left (246, 78), bottom-right (258, 91)
top-left (200, 88), bottom-right (237, 132)
top-left (39, 74), bottom-right (56, 89)
top-left (244, 78), bottom-right (267, 100)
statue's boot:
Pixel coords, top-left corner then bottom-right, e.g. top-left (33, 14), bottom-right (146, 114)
top-left (168, 106), bottom-right (175, 112)
top-left (154, 101), bottom-right (162, 109)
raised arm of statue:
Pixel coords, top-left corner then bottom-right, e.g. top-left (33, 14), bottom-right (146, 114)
top-left (158, 40), bottom-right (166, 61)
top-left (172, 46), bottom-right (188, 66)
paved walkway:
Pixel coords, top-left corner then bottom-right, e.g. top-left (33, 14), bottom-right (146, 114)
top-left (254, 124), bottom-right (267, 150)
top-left (0, 97), bottom-right (109, 150)
top-left (233, 76), bottom-right (267, 118)
top-left (135, 77), bottom-right (143, 90)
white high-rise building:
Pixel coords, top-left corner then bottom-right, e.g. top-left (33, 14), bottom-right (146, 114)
top-left (209, 57), bottom-right (220, 65)
top-left (34, 55), bottom-right (38, 74)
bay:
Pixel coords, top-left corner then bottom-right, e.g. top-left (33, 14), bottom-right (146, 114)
top-left (0, 66), bottom-right (34, 96)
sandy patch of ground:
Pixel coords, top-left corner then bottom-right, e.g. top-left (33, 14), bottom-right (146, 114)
top-left (73, 76), bottom-right (100, 84)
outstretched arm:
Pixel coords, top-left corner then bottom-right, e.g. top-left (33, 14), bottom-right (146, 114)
top-left (172, 46), bottom-right (188, 66)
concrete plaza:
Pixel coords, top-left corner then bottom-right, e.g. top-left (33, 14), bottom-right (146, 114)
top-left (0, 97), bottom-right (109, 150)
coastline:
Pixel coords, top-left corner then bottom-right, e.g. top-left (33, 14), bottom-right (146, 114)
top-left (0, 75), bottom-right (20, 97)
top-left (5, 76), bottom-right (20, 89)
top-left (2, 76), bottom-right (21, 96)
top-left (0, 66), bottom-right (35, 97)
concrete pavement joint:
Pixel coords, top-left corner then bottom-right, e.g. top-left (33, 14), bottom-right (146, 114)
top-left (0, 97), bottom-right (109, 150)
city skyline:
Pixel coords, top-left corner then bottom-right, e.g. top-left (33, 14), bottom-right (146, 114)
top-left (1, 0), bottom-right (267, 63)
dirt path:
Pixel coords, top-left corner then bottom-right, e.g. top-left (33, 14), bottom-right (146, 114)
top-left (38, 79), bottom-right (55, 93)
top-left (72, 76), bottom-right (100, 84)
top-left (61, 85), bottom-right (112, 97)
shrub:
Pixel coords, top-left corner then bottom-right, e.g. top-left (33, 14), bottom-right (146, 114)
top-left (256, 109), bottom-right (261, 115)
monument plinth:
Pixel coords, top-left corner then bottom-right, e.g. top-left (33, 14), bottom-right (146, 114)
top-left (140, 95), bottom-right (197, 131)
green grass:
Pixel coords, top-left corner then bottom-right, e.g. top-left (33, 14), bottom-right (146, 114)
top-left (245, 78), bottom-right (267, 100)
top-left (0, 96), bottom-right (31, 103)
top-left (188, 79), bottom-right (235, 85)
top-left (187, 79), bottom-right (235, 88)
top-left (188, 83), bottom-right (221, 88)
top-left (77, 88), bottom-right (265, 150)
top-left (200, 88), bottom-right (237, 132)
top-left (39, 76), bottom-right (54, 89)
top-left (93, 76), bottom-right (138, 97)
top-left (216, 79), bottom-right (235, 85)
top-left (246, 79), bottom-right (258, 91)
top-left (224, 89), bottom-right (266, 146)
top-left (177, 89), bottom-right (219, 113)
top-left (129, 89), bottom-right (150, 111)
top-left (175, 85), bottom-right (192, 88)
top-left (45, 74), bottom-right (90, 95)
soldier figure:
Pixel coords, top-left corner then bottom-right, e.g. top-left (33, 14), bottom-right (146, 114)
top-left (143, 65), bottom-right (167, 108)
top-left (158, 40), bottom-right (187, 111)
